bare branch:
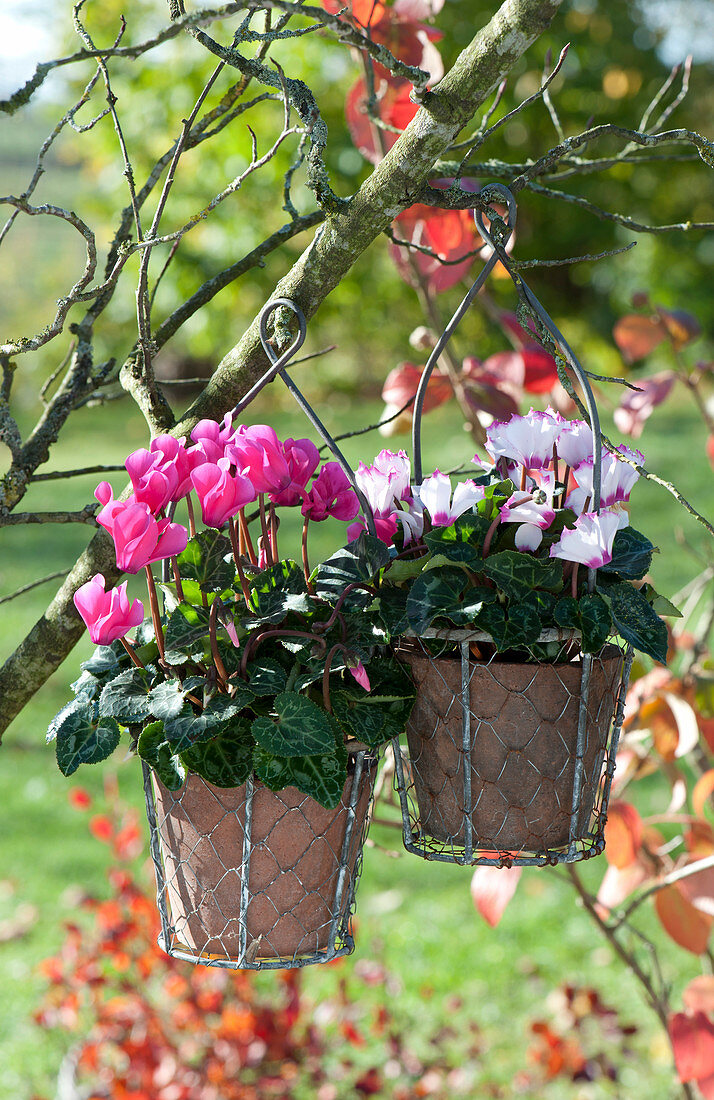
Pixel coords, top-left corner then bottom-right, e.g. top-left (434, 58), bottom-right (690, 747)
top-left (526, 180), bottom-right (714, 234)
top-left (30, 465), bottom-right (125, 483)
top-left (0, 505), bottom-right (99, 527)
top-left (0, 199), bottom-right (98, 356)
top-left (0, 571), bottom-right (72, 606)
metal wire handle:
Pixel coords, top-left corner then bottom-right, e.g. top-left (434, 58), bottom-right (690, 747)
top-left (411, 183), bottom-right (602, 512)
top-left (230, 297), bottom-right (377, 537)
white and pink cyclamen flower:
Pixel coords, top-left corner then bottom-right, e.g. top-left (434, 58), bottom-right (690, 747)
top-left (566, 445), bottom-right (643, 512)
top-left (418, 471), bottom-right (485, 526)
top-left (549, 511), bottom-right (621, 569)
top-left (499, 470), bottom-right (557, 551)
top-left (485, 407), bottom-right (564, 471)
top-left (350, 449), bottom-right (423, 545)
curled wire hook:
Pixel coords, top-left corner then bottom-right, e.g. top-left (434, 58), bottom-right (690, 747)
top-left (411, 189), bottom-right (517, 483)
top-left (232, 298), bottom-right (377, 537)
top-left (473, 184), bottom-right (602, 513)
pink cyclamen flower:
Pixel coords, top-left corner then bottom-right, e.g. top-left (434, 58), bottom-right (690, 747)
top-left (190, 457), bottom-right (256, 529)
top-left (567, 445), bottom-right (643, 512)
top-left (74, 574), bottom-right (144, 645)
top-left (348, 660), bottom-right (371, 692)
top-left (347, 511), bottom-right (400, 545)
top-left (190, 413), bottom-right (236, 454)
top-left (95, 484), bottom-right (188, 573)
top-left (269, 437), bottom-right (320, 507)
top-left (486, 407), bottom-right (563, 471)
top-left (227, 424), bottom-right (291, 495)
top-left (549, 511), bottom-right (621, 569)
top-left (301, 462), bottom-right (360, 523)
top-left (125, 434), bottom-right (194, 513)
top-left (418, 471), bottom-right (485, 526)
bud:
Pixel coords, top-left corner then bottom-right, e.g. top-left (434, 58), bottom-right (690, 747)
top-left (409, 326), bottom-right (438, 351)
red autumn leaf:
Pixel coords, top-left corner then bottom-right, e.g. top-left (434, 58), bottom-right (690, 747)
top-left (391, 203), bottom-right (477, 293)
top-left (698, 1072), bottom-right (714, 1100)
top-left (694, 771), bottom-right (714, 821)
top-left (613, 313), bottom-right (668, 363)
top-left (669, 1011), bottom-right (714, 1081)
top-left (613, 370), bottom-right (676, 438)
top-left (684, 976), bottom-right (714, 1016)
top-left (596, 858), bottom-right (650, 914)
top-left (521, 345), bottom-right (559, 393)
top-left (381, 360), bottom-right (452, 415)
top-left (708, 436), bottom-right (714, 471)
top-left (470, 864), bottom-right (522, 927)
top-left (679, 858), bottom-right (714, 919)
top-left (68, 787), bottom-right (92, 810)
top-left (658, 307), bottom-right (701, 349)
top-left (324, 0), bottom-right (444, 68)
top-left (604, 800), bottom-right (643, 869)
top-left (355, 1067), bottom-right (383, 1095)
top-left (89, 814), bottom-right (114, 843)
top-left (346, 74), bottom-right (418, 164)
top-left (655, 882), bottom-right (713, 954)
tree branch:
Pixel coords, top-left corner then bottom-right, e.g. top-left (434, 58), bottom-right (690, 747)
top-left (0, 0), bottom-right (566, 739)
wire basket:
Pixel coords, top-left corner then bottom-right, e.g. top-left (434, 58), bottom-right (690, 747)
top-left (143, 751), bottom-right (377, 969)
top-left (392, 632), bottom-right (633, 866)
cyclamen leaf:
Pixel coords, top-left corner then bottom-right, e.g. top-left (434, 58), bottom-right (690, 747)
top-left (554, 592), bottom-right (612, 653)
top-left (164, 604), bottom-right (211, 654)
top-left (181, 720), bottom-right (253, 787)
top-left (481, 551), bottom-right (563, 597)
top-left (598, 580), bottom-right (669, 664)
top-left (137, 720), bottom-right (186, 790)
top-left (247, 559), bottom-right (310, 623)
top-left (424, 514), bottom-right (492, 564)
top-left (406, 567), bottom-right (494, 634)
top-left (98, 668), bottom-right (154, 723)
top-left (243, 657), bottom-right (289, 696)
top-left (81, 645), bottom-right (122, 678)
top-left (372, 586), bottom-right (410, 637)
top-left (475, 598), bottom-right (542, 651)
top-left (148, 681), bottom-right (188, 721)
top-left (251, 692), bottom-right (337, 757)
top-left (315, 533), bottom-right (391, 608)
top-left (55, 706), bottom-right (121, 776)
top-left (177, 530), bottom-right (234, 591)
top-left (163, 705), bottom-right (219, 752)
top-left (600, 527), bottom-right (654, 581)
top-left (252, 741), bottom-right (348, 809)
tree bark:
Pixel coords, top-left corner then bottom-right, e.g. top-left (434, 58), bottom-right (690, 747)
top-left (0, 0), bottom-right (563, 739)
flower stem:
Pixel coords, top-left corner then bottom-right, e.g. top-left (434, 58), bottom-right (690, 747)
top-left (238, 508), bottom-right (257, 565)
top-left (302, 517), bottom-right (314, 593)
top-left (269, 502), bottom-right (279, 563)
top-left (186, 495), bottom-right (197, 539)
top-left (258, 494), bottom-right (273, 567)
top-left (119, 636), bottom-right (145, 670)
top-left (571, 561), bottom-right (580, 599)
top-left (322, 643), bottom-right (348, 714)
top-left (561, 464), bottom-right (571, 508)
top-left (144, 565), bottom-right (165, 662)
top-left (229, 517), bottom-right (252, 609)
top-left (208, 600), bottom-right (229, 692)
top-left (482, 516), bottom-right (501, 558)
top-left (171, 556), bottom-right (185, 603)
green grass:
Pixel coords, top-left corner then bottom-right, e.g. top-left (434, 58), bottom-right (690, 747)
top-left (0, 389), bottom-right (712, 1098)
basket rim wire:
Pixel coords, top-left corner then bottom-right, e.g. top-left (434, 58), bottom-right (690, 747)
top-left (142, 749), bottom-right (376, 970)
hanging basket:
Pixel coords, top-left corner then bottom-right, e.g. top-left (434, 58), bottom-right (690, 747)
top-left (392, 631), bottom-right (632, 866)
top-left (143, 751), bottom-right (377, 969)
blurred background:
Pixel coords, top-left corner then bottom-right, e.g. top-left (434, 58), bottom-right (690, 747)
top-left (1, 1), bottom-right (713, 1096)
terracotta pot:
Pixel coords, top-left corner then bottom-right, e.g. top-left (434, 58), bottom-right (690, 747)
top-left (399, 646), bottom-right (623, 852)
top-left (152, 757), bottom-right (375, 963)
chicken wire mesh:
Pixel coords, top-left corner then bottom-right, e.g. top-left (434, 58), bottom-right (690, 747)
top-left (142, 751), bottom-right (377, 969)
top-left (391, 631), bottom-right (633, 867)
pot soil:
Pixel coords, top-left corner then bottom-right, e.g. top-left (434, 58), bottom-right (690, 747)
top-left (152, 757), bottom-right (375, 963)
top-left (399, 646), bottom-right (623, 852)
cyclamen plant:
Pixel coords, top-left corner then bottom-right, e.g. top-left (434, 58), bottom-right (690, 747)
top-left (50, 417), bottom-right (416, 808)
top-left (351, 407), bottom-right (677, 662)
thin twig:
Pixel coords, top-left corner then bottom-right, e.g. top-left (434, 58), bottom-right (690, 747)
top-left (0, 570), bottom-right (71, 605)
